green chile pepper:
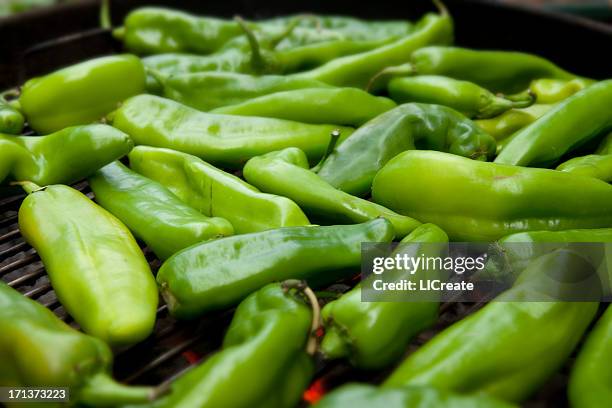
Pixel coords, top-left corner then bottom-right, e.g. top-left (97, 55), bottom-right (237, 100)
top-left (213, 88), bottom-right (396, 126)
top-left (0, 282), bottom-right (157, 406)
top-left (320, 224), bottom-right (447, 370)
top-left (316, 103), bottom-right (497, 197)
top-left (314, 384), bottom-right (518, 408)
top-left (556, 154), bottom-right (612, 182)
top-left (132, 282), bottom-right (315, 408)
top-left (527, 77), bottom-right (594, 104)
top-left (157, 218), bottom-right (394, 319)
top-left (243, 147), bottom-right (419, 236)
top-left (19, 55), bottom-right (146, 134)
top-left (403, 46), bottom-right (578, 94)
top-left (128, 146), bottom-right (309, 234)
top-left (595, 132), bottom-right (612, 154)
top-left (495, 80), bottom-right (612, 167)
top-left (372, 150), bottom-right (612, 241)
top-left (295, 10), bottom-right (453, 89)
top-left (89, 161), bottom-right (234, 260)
top-left (0, 97), bottom-right (24, 134)
top-left (18, 182), bottom-right (158, 346)
top-left (0, 124), bottom-right (133, 186)
top-left (384, 250), bottom-right (599, 403)
top-left (475, 104), bottom-right (552, 141)
top-left (387, 76), bottom-right (533, 119)
top-left (111, 95), bottom-right (353, 167)
top-left (569, 305), bottom-right (612, 408)
top-left (157, 72), bottom-right (332, 111)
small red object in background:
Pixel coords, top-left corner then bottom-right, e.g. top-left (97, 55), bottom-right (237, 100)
top-left (303, 378), bottom-right (327, 405)
top-left (182, 350), bottom-right (201, 365)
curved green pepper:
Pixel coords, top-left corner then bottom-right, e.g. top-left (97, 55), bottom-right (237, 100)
top-left (157, 218), bottom-right (394, 319)
top-left (527, 77), bottom-right (594, 104)
top-left (557, 154), bottom-right (612, 182)
top-left (213, 88), bottom-right (396, 126)
top-left (384, 250), bottom-right (599, 403)
top-left (320, 223), bottom-right (447, 370)
top-left (314, 384), bottom-right (518, 408)
top-left (496, 80), bottom-right (612, 167)
top-left (0, 96), bottom-right (24, 134)
top-left (372, 150), bottom-right (612, 241)
top-left (18, 182), bottom-right (158, 346)
top-left (19, 55), bottom-right (146, 134)
top-left (0, 282), bottom-right (156, 406)
top-left (128, 146), bottom-right (309, 234)
top-left (595, 131), bottom-right (612, 155)
top-left (295, 11), bottom-right (453, 89)
top-left (243, 147), bottom-right (419, 237)
top-left (316, 103), bottom-right (497, 197)
top-left (111, 94), bottom-right (353, 168)
top-left (569, 305), bottom-right (612, 408)
top-left (133, 282), bottom-right (315, 408)
top-left (89, 161), bottom-right (234, 260)
top-left (405, 46), bottom-right (578, 93)
top-left (475, 104), bottom-right (552, 141)
top-left (387, 76), bottom-right (533, 119)
top-left (157, 72), bottom-right (332, 112)
top-left (0, 124), bottom-right (133, 186)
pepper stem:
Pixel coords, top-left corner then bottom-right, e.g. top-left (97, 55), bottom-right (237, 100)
top-left (433, 0), bottom-right (449, 17)
top-left (270, 16), bottom-right (301, 49)
top-left (10, 181), bottom-right (43, 194)
top-left (100, 0), bottom-right (111, 30)
top-left (78, 373), bottom-right (158, 406)
top-left (282, 279), bottom-right (321, 356)
top-left (366, 63), bottom-right (415, 92)
top-left (311, 129), bottom-right (342, 173)
top-left (235, 16), bottom-right (267, 73)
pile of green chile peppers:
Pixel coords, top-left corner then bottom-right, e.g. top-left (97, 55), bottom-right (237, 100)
top-left (128, 146), bottom-right (309, 234)
top-left (212, 88), bottom-right (397, 126)
top-left (19, 55), bottom-right (146, 134)
top-left (157, 218), bottom-right (394, 319)
top-left (243, 147), bottom-right (419, 237)
top-left (386, 75), bottom-right (533, 119)
top-left (320, 224), bottom-right (447, 370)
top-left (0, 124), bottom-right (132, 186)
top-left (89, 161), bottom-right (234, 260)
top-left (372, 150), bottom-right (612, 241)
top-left (111, 94), bottom-right (353, 167)
top-left (496, 79), bottom-right (612, 167)
top-left (0, 95), bottom-right (24, 134)
top-left (17, 182), bottom-right (158, 346)
top-left (0, 282), bottom-right (157, 406)
top-left (314, 384), bottom-right (518, 408)
top-left (384, 250), bottom-right (600, 403)
top-left (569, 305), bottom-right (612, 408)
top-left (128, 282), bottom-right (316, 408)
top-left (316, 103), bottom-right (497, 197)
top-left (155, 72), bottom-right (332, 111)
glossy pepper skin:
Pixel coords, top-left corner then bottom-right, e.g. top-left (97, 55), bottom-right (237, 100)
top-left (157, 218), bottom-right (394, 319)
top-left (320, 224), bottom-right (447, 370)
top-left (384, 250), bottom-right (599, 403)
top-left (475, 104), bottom-right (552, 141)
top-left (407, 46), bottom-right (577, 93)
top-left (0, 124), bottom-right (133, 186)
top-left (89, 161), bottom-right (234, 260)
top-left (295, 11), bottom-right (453, 89)
top-left (557, 154), bottom-right (612, 182)
top-left (527, 77), bottom-right (594, 104)
top-left (0, 282), bottom-right (156, 406)
top-left (0, 97), bottom-right (24, 134)
top-left (387, 75), bottom-right (533, 119)
top-left (132, 283), bottom-right (315, 408)
top-left (212, 88), bottom-right (396, 126)
top-left (569, 305), bottom-right (612, 408)
top-left (19, 55), bottom-right (146, 134)
top-left (243, 147), bottom-right (419, 237)
top-left (18, 183), bottom-right (158, 346)
top-left (157, 72), bottom-right (332, 111)
top-left (372, 150), bottom-right (612, 241)
top-left (128, 146), bottom-right (309, 234)
top-left (496, 80), bottom-right (612, 167)
top-left (111, 94), bottom-right (353, 168)
top-left (314, 384), bottom-right (518, 408)
top-left (316, 103), bottom-right (497, 197)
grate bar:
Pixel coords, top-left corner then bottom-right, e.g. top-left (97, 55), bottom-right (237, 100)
top-left (23, 282), bottom-right (51, 298)
top-left (0, 253), bottom-right (39, 275)
top-left (7, 266), bottom-right (45, 287)
top-left (0, 229), bottom-right (21, 243)
top-left (0, 240), bottom-right (29, 258)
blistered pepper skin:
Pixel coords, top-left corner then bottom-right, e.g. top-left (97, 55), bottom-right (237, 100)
top-left (157, 219), bottom-right (394, 319)
top-left (19, 55), bottom-right (146, 134)
top-left (18, 184), bottom-right (158, 346)
top-left (89, 161), bottom-right (234, 260)
top-left (372, 150), bottom-right (612, 241)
